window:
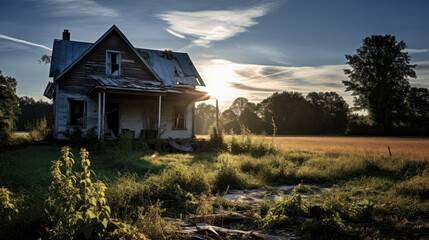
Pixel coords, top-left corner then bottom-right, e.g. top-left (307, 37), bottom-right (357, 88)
top-left (173, 105), bottom-right (186, 129)
top-left (69, 100), bottom-right (85, 126)
top-left (106, 51), bottom-right (121, 75)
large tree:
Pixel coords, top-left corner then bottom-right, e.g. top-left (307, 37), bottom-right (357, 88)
top-left (343, 35), bottom-right (416, 132)
top-left (260, 91), bottom-right (314, 134)
top-left (306, 92), bottom-right (349, 133)
top-left (0, 70), bottom-right (20, 144)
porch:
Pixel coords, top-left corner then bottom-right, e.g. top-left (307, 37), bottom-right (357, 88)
top-left (91, 87), bottom-right (210, 142)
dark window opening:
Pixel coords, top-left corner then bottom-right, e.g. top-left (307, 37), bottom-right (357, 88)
top-left (107, 51), bottom-right (120, 75)
top-left (174, 105), bottom-right (186, 129)
top-left (70, 100), bottom-right (85, 126)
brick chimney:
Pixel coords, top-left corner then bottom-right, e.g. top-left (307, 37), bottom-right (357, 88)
top-left (62, 29), bottom-right (70, 41)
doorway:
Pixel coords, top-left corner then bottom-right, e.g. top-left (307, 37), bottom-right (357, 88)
top-left (106, 102), bottom-right (119, 137)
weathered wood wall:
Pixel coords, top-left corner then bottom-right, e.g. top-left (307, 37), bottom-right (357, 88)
top-left (58, 31), bottom-right (157, 93)
top-left (54, 89), bottom-right (98, 139)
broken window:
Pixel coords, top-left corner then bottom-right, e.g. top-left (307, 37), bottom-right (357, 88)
top-left (174, 105), bottom-right (186, 129)
top-left (106, 51), bottom-right (121, 75)
top-left (69, 100), bottom-right (85, 126)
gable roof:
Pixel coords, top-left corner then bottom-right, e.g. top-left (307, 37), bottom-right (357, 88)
top-left (50, 25), bottom-right (205, 86)
top-left (49, 40), bottom-right (92, 78)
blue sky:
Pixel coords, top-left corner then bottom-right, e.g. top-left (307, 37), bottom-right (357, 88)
top-left (1, 0), bottom-right (429, 109)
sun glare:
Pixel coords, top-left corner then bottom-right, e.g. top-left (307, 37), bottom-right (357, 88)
top-left (198, 59), bottom-right (238, 103)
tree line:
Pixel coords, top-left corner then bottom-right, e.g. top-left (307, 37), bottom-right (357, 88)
top-left (195, 35), bottom-right (429, 136)
top-left (0, 70), bottom-right (52, 145)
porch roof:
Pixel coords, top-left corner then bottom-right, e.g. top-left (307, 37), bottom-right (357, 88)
top-left (87, 75), bottom-right (210, 101)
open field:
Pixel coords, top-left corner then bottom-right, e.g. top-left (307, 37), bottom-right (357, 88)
top-left (1, 136), bottom-right (429, 239)
top-left (198, 135), bottom-right (429, 160)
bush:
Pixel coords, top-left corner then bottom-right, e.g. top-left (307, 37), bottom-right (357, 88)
top-left (146, 164), bottom-right (212, 201)
top-left (214, 155), bottom-right (248, 191)
top-left (208, 124), bottom-right (226, 150)
top-left (46, 147), bottom-right (110, 239)
top-left (135, 201), bottom-right (178, 240)
top-left (298, 212), bottom-right (354, 240)
top-left (263, 185), bottom-right (307, 231)
top-left (0, 187), bottom-right (18, 223)
top-left (25, 116), bottom-right (50, 141)
top-left (105, 174), bottom-right (151, 219)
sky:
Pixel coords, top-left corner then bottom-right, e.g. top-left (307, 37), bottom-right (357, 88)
top-left (1, 0), bottom-right (429, 109)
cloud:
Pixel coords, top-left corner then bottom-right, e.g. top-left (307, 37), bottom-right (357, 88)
top-left (230, 83), bottom-right (281, 92)
top-left (42, 0), bottom-right (119, 17)
top-left (157, 4), bottom-right (272, 47)
top-left (0, 34), bottom-right (51, 51)
top-left (166, 29), bottom-right (185, 39)
top-left (405, 48), bottom-right (428, 54)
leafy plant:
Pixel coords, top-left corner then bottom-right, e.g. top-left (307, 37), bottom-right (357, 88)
top-left (298, 212), bottom-right (354, 240)
top-left (0, 187), bottom-right (19, 222)
top-left (46, 147), bottom-right (110, 239)
top-left (263, 185), bottom-right (307, 231)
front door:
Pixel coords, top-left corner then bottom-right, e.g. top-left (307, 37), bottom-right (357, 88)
top-left (106, 102), bottom-right (119, 137)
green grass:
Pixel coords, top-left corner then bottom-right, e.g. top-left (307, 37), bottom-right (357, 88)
top-left (1, 138), bottom-right (428, 239)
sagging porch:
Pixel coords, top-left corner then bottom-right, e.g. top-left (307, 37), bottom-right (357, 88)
top-left (89, 86), bottom-right (210, 142)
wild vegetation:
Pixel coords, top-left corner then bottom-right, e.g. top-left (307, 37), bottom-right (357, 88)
top-left (1, 132), bottom-right (428, 239)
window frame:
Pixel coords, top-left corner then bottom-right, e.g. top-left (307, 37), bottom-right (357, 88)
top-left (68, 99), bottom-right (86, 127)
top-left (106, 50), bottom-right (121, 76)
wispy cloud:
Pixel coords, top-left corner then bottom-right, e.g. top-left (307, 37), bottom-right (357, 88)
top-left (198, 59), bottom-right (429, 109)
top-left (157, 4), bottom-right (272, 48)
top-left (42, 0), bottom-right (119, 17)
top-left (405, 48), bottom-right (428, 54)
top-left (0, 34), bottom-right (51, 51)
top-left (166, 29), bottom-right (185, 39)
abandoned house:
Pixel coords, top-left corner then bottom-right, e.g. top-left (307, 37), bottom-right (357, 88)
top-left (44, 25), bottom-right (210, 141)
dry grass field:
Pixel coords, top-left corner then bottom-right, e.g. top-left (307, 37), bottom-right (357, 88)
top-left (197, 135), bottom-right (429, 160)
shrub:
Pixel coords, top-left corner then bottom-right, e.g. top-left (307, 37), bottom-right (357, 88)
top-left (25, 116), bottom-right (50, 141)
top-left (105, 174), bottom-right (151, 219)
top-left (46, 147), bottom-right (110, 239)
top-left (298, 212), bottom-right (354, 240)
top-left (0, 187), bottom-right (18, 223)
top-left (208, 124), bottom-right (226, 150)
top-left (135, 201), bottom-right (178, 240)
top-left (146, 164), bottom-right (212, 200)
top-left (263, 185), bottom-right (307, 231)
top-left (214, 155), bottom-right (247, 191)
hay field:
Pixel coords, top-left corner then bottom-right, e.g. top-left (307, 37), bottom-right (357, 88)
top-left (197, 135), bottom-right (429, 160)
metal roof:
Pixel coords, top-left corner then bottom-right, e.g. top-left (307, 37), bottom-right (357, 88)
top-left (137, 49), bottom-right (205, 86)
top-left (49, 26), bottom-right (205, 87)
top-left (90, 75), bottom-right (162, 90)
top-left (49, 40), bottom-right (92, 78)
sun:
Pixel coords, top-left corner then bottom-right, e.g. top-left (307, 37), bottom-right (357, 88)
top-left (198, 59), bottom-right (237, 102)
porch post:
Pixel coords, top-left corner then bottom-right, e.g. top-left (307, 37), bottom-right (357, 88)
top-left (98, 91), bottom-right (101, 140)
top-left (158, 95), bottom-right (162, 139)
top-left (101, 90), bottom-right (106, 142)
